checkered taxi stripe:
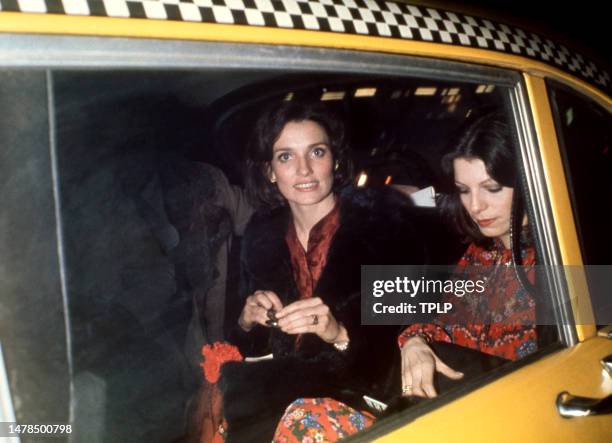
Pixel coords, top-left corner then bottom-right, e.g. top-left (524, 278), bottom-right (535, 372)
top-left (1, 0), bottom-right (609, 93)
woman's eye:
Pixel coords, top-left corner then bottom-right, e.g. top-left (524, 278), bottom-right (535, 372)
top-left (312, 147), bottom-right (327, 157)
top-left (277, 152), bottom-right (291, 162)
top-left (456, 187), bottom-right (469, 194)
top-left (486, 186), bottom-right (503, 193)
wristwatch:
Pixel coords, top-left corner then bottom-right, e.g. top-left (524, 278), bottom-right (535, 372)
top-left (333, 340), bottom-right (349, 352)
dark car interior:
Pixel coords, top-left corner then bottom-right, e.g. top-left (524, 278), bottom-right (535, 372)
top-left (1, 68), bottom-right (555, 442)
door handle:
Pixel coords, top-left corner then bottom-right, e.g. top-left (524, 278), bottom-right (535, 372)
top-left (556, 353), bottom-right (612, 417)
top-left (556, 391), bottom-right (612, 417)
top-left (601, 354), bottom-right (612, 377)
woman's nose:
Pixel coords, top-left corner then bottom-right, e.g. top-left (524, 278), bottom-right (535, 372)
top-left (470, 193), bottom-right (485, 214)
top-left (297, 157), bottom-right (313, 176)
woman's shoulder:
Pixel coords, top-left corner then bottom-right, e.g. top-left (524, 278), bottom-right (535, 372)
top-left (241, 205), bottom-right (290, 255)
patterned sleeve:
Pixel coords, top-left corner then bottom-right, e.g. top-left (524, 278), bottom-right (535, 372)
top-left (397, 243), bottom-right (479, 348)
top-left (397, 323), bottom-right (451, 348)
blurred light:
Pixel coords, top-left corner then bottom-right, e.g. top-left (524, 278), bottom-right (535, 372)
top-left (466, 109), bottom-right (473, 118)
top-left (357, 172), bottom-right (368, 187)
top-left (321, 91), bottom-right (345, 101)
top-left (448, 87), bottom-right (460, 96)
top-left (284, 92), bottom-right (294, 101)
top-left (476, 84), bottom-right (495, 94)
top-left (384, 175), bottom-right (392, 185)
top-left (391, 90), bottom-right (402, 99)
top-left (566, 107), bottom-right (574, 126)
top-left (441, 88), bottom-right (449, 96)
top-left (354, 87), bottom-right (377, 97)
top-left (370, 147), bottom-right (378, 156)
top-left (415, 87), bottom-right (437, 96)
top-left (442, 94), bottom-right (461, 104)
top-left (447, 103), bottom-right (457, 113)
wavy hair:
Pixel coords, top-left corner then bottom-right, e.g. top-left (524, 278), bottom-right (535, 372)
top-left (244, 100), bottom-right (353, 208)
top-left (438, 111), bottom-right (517, 245)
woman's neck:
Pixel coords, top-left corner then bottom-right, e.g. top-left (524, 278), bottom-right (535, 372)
top-left (289, 194), bottom-right (337, 250)
top-left (500, 233), bottom-right (511, 250)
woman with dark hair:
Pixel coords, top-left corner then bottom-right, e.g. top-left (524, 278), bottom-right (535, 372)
top-left (398, 112), bottom-right (537, 399)
top-left (212, 100), bottom-right (424, 442)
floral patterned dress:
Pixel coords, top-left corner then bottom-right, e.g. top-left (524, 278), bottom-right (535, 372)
top-left (272, 398), bottom-right (375, 443)
top-left (398, 238), bottom-right (537, 360)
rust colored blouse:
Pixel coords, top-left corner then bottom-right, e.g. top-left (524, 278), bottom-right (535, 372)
top-left (285, 204), bottom-right (341, 300)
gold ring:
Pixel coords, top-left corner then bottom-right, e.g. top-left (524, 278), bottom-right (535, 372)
top-left (312, 315), bottom-right (319, 326)
top-left (402, 385), bottom-right (412, 394)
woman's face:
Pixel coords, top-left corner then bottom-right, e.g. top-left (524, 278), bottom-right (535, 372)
top-left (453, 157), bottom-right (514, 247)
top-left (269, 119), bottom-right (335, 211)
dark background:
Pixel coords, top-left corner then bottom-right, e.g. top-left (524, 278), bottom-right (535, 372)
top-left (437, 1), bottom-right (609, 67)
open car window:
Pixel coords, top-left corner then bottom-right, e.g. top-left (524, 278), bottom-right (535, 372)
top-left (1, 43), bottom-right (575, 442)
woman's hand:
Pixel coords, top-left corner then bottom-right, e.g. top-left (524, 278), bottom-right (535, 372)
top-left (401, 336), bottom-right (463, 398)
top-left (238, 290), bottom-right (284, 332)
top-left (276, 297), bottom-right (345, 344)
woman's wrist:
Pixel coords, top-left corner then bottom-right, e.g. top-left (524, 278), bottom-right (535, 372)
top-left (238, 315), bottom-right (253, 332)
top-left (404, 335), bottom-right (428, 348)
top-left (328, 323), bottom-right (349, 351)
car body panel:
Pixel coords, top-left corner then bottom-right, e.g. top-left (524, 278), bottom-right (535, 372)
top-left (523, 74), bottom-right (596, 341)
top-left (0, 1), bottom-right (610, 441)
top-left (373, 337), bottom-right (612, 442)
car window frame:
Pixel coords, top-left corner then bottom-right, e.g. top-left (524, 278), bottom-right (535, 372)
top-left (0, 33), bottom-right (589, 439)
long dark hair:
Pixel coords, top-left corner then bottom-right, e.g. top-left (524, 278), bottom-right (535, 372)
top-left (244, 100), bottom-right (353, 208)
top-left (438, 111), bottom-right (516, 245)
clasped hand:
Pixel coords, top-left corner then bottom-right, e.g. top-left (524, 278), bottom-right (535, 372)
top-left (238, 290), bottom-right (343, 343)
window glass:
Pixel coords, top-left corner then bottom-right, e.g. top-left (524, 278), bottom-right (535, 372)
top-left (2, 68), bottom-right (560, 442)
top-left (547, 82), bottom-right (612, 324)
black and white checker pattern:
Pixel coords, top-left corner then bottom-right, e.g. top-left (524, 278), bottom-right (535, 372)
top-left (1, 0), bottom-right (609, 94)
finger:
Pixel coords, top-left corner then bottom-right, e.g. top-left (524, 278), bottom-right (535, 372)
top-left (265, 291), bottom-right (284, 312)
top-left (277, 297), bottom-right (323, 318)
top-left (249, 292), bottom-right (272, 310)
top-left (282, 324), bottom-right (317, 335)
top-left (407, 354), bottom-right (426, 397)
top-left (411, 352), bottom-right (437, 398)
top-left (435, 357), bottom-right (464, 380)
top-left (252, 291), bottom-right (283, 312)
top-left (278, 304), bottom-right (327, 329)
top-left (252, 305), bottom-right (273, 327)
top-left (280, 310), bottom-right (326, 332)
top-left (401, 347), bottom-right (414, 397)
top-left (421, 357), bottom-right (437, 398)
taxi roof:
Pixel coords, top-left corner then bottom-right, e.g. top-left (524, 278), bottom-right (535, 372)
top-left (0, 0), bottom-right (609, 97)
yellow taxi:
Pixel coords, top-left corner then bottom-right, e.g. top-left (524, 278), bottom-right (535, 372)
top-left (0, 1), bottom-right (610, 442)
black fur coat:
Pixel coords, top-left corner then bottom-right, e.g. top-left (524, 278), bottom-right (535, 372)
top-left (222, 187), bottom-right (425, 442)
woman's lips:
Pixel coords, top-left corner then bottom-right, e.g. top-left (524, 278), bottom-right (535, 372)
top-left (477, 218), bottom-right (496, 227)
top-left (294, 181), bottom-right (319, 191)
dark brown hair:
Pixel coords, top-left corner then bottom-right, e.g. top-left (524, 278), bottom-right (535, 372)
top-left (438, 111), bottom-right (516, 244)
top-left (244, 100), bottom-right (353, 208)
